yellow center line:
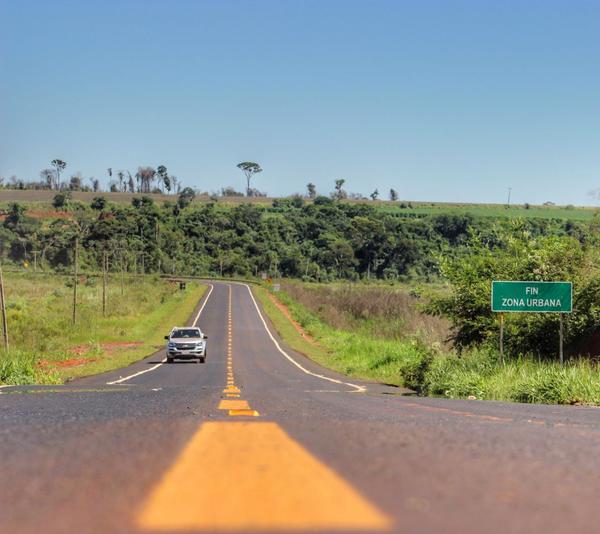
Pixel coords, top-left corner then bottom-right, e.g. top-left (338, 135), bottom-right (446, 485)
top-left (218, 399), bottom-right (250, 410)
top-left (222, 284), bottom-right (258, 417)
top-left (137, 422), bottom-right (391, 531)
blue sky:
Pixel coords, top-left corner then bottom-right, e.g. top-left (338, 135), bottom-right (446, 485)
top-left (1, 0), bottom-right (599, 204)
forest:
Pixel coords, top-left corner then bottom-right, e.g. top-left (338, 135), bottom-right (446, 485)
top-left (0, 194), bottom-right (589, 283)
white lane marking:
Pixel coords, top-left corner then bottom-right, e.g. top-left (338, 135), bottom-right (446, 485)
top-left (241, 284), bottom-right (366, 393)
top-left (106, 284), bottom-right (214, 385)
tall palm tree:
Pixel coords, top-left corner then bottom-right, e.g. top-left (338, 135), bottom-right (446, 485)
top-left (51, 159), bottom-right (67, 190)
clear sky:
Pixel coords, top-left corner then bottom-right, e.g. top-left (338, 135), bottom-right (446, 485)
top-left (1, 0), bottom-right (599, 204)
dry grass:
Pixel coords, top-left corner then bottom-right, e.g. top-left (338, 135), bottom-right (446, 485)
top-left (280, 281), bottom-right (450, 345)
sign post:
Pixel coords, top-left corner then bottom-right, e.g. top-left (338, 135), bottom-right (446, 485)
top-left (491, 281), bottom-right (572, 363)
top-left (559, 314), bottom-right (564, 364)
top-left (499, 313), bottom-right (504, 365)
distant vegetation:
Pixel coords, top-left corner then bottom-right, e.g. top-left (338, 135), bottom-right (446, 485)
top-left (0, 194), bottom-right (594, 284)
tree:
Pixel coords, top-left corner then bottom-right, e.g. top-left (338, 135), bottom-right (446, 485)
top-left (389, 189), bottom-right (398, 201)
top-left (332, 179), bottom-right (347, 200)
top-left (127, 172), bottom-right (135, 193)
top-left (170, 176), bottom-right (179, 194)
top-left (221, 186), bottom-right (245, 197)
top-left (117, 171), bottom-right (125, 192)
top-left (237, 162), bottom-right (262, 196)
top-left (426, 233), bottom-right (591, 358)
top-left (136, 167), bottom-right (156, 193)
top-left (157, 165), bottom-right (170, 193)
top-left (40, 169), bottom-right (54, 189)
top-left (69, 174), bottom-right (83, 190)
top-left (307, 183), bottom-right (317, 199)
top-left (178, 187), bottom-right (196, 208)
top-left (88, 177), bottom-right (100, 192)
top-left (51, 159), bottom-right (66, 190)
top-left (370, 189), bottom-right (379, 201)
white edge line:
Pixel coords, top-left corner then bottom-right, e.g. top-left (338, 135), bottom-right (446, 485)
top-left (106, 283), bottom-right (214, 385)
top-left (241, 283), bottom-right (366, 393)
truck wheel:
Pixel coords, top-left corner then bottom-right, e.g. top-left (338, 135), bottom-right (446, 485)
top-left (167, 357), bottom-right (174, 364)
top-left (199, 356), bottom-right (206, 364)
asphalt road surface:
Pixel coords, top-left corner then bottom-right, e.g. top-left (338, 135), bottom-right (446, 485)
top-left (2, 282), bottom-right (600, 534)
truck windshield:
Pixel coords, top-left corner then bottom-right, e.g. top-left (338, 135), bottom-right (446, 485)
top-left (171, 329), bottom-right (201, 338)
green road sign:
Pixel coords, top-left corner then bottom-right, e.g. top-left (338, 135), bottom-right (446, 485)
top-left (491, 281), bottom-right (572, 313)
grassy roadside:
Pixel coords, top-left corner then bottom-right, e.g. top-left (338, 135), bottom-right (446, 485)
top-left (254, 284), bottom-right (600, 405)
top-left (253, 285), bottom-right (427, 386)
top-left (0, 273), bottom-right (207, 385)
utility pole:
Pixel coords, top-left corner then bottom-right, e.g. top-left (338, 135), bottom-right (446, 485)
top-left (72, 237), bottom-right (78, 325)
top-left (507, 187), bottom-right (512, 207)
top-left (120, 250), bottom-right (125, 296)
top-left (102, 249), bottom-right (108, 317)
top-left (33, 250), bottom-right (38, 272)
top-left (0, 261), bottom-right (8, 351)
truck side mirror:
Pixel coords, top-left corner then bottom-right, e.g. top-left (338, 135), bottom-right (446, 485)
top-left (164, 335), bottom-right (170, 340)
top-left (203, 334), bottom-right (208, 339)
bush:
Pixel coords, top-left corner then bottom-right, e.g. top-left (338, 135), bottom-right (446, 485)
top-left (397, 342), bottom-right (434, 393)
top-left (52, 192), bottom-right (71, 208)
top-left (91, 196), bottom-right (107, 210)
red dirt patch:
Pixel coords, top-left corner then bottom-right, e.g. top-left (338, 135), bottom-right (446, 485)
top-left (38, 357), bottom-right (98, 369)
top-left (40, 341), bottom-right (145, 370)
top-left (0, 209), bottom-right (71, 221)
top-left (267, 292), bottom-right (317, 345)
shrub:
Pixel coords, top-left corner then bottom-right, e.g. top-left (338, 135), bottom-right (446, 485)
top-left (52, 192), bottom-right (71, 208)
top-left (90, 196), bottom-right (107, 210)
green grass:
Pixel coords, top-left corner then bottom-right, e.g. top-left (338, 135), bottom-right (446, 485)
top-left (0, 273), bottom-right (206, 385)
top-left (255, 284), bottom-right (600, 405)
top-left (0, 194), bottom-right (595, 221)
top-left (375, 201), bottom-right (596, 221)
top-left (254, 285), bottom-right (431, 386)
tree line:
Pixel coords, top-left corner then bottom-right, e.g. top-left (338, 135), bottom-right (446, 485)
top-left (2, 159), bottom-right (407, 201)
top-left (0, 194), bottom-right (587, 284)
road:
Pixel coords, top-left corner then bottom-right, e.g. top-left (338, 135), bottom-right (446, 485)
top-left (2, 281), bottom-right (600, 534)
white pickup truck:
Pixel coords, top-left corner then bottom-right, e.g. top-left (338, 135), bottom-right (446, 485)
top-left (164, 327), bottom-right (208, 363)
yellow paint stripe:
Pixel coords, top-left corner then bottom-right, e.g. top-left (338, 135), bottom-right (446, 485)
top-left (223, 387), bottom-right (240, 393)
top-left (229, 409), bottom-right (260, 417)
top-left (218, 399), bottom-right (250, 410)
top-left (137, 422), bottom-right (390, 531)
